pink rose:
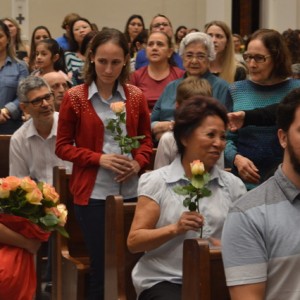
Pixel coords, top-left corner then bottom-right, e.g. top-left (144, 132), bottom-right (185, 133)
top-left (3, 176), bottom-right (21, 191)
top-left (0, 180), bottom-right (11, 198)
top-left (43, 183), bottom-right (59, 203)
top-left (45, 204), bottom-right (68, 226)
top-left (25, 188), bottom-right (43, 205)
top-left (20, 177), bottom-right (37, 192)
top-left (110, 102), bottom-right (125, 114)
top-left (190, 160), bottom-right (205, 176)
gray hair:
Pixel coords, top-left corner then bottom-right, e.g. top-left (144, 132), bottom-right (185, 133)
top-left (178, 32), bottom-right (216, 61)
top-left (18, 76), bottom-right (51, 103)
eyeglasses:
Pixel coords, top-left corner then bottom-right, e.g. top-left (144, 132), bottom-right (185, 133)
top-left (152, 22), bottom-right (170, 28)
top-left (25, 93), bottom-right (54, 107)
top-left (243, 53), bottom-right (271, 63)
top-left (184, 53), bottom-right (207, 62)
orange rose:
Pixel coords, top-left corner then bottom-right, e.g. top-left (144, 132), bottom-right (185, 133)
top-left (3, 176), bottom-right (21, 191)
top-left (25, 188), bottom-right (43, 205)
top-left (43, 183), bottom-right (59, 203)
top-left (0, 181), bottom-right (11, 198)
top-left (190, 160), bottom-right (205, 176)
top-left (110, 102), bottom-right (125, 114)
top-left (20, 177), bottom-right (37, 192)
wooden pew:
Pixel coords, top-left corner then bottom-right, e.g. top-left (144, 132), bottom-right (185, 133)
top-left (0, 135), bottom-right (11, 178)
top-left (104, 195), bottom-right (143, 300)
top-left (182, 239), bottom-right (230, 300)
top-left (52, 166), bottom-right (90, 300)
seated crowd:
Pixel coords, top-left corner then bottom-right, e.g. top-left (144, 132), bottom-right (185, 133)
top-left (1, 10), bottom-right (300, 300)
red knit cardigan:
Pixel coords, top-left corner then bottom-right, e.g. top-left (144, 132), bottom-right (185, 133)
top-left (55, 83), bottom-right (153, 205)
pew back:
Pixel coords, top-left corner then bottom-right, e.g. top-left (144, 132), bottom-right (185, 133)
top-left (104, 195), bottom-right (143, 300)
top-left (182, 239), bottom-right (230, 300)
top-left (52, 166), bottom-right (89, 300)
top-left (0, 135), bottom-right (11, 178)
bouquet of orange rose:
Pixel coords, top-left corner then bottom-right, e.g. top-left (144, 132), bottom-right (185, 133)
top-left (0, 176), bottom-right (68, 300)
top-left (0, 175), bottom-right (68, 238)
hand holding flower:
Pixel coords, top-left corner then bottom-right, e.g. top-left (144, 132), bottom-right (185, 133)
top-left (176, 211), bottom-right (204, 234)
top-left (174, 160), bottom-right (211, 238)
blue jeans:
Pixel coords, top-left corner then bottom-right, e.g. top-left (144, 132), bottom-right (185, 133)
top-left (74, 199), bottom-right (105, 300)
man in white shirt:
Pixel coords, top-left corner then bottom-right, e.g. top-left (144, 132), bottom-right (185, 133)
top-left (9, 76), bottom-right (71, 182)
top-left (9, 76), bottom-right (71, 293)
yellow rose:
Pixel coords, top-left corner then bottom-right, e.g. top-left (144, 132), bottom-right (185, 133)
top-left (43, 183), bottom-right (59, 203)
top-left (25, 188), bottom-right (43, 205)
top-left (110, 102), bottom-right (125, 114)
top-left (57, 204), bottom-right (68, 226)
top-left (190, 160), bottom-right (205, 176)
top-left (0, 181), bottom-right (11, 198)
top-left (20, 177), bottom-right (38, 192)
top-left (3, 176), bottom-right (21, 191)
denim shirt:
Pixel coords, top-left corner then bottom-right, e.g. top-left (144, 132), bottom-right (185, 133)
top-left (0, 56), bottom-right (29, 133)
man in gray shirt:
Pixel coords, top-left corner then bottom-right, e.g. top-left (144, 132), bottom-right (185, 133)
top-left (222, 87), bottom-right (300, 300)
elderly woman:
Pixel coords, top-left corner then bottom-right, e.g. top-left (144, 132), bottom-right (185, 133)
top-left (0, 20), bottom-right (29, 134)
top-left (225, 28), bottom-right (300, 190)
top-left (128, 96), bottom-right (246, 300)
top-left (151, 32), bottom-right (229, 141)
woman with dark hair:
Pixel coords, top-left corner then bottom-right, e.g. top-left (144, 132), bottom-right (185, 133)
top-left (174, 25), bottom-right (187, 52)
top-left (28, 25), bottom-right (52, 72)
top-left (56, 28), bottom-right (153, 299)
top-left (225, 28), bottom-right (300, 190)
top-left (64, 17), bottom-right (92, 85)
top-left (124, 14), bottom-right (145, 48)
top-left (127, 96), bottom-right (246, 300)
top-left (130, 31), bottom-right (184, 111)
top-left (0, 20), bottom-right (29, 134)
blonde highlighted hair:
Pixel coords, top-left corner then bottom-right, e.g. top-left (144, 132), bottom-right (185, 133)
top-left (175, 76), bottom-right (212, 106)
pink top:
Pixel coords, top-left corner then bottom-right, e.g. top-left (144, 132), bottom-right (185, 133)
top-left (130, 65), bottom-right (185, 111)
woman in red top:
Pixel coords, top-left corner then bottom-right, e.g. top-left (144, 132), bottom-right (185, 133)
top-left (56, 28), bottom-right (152, 300)
top-left (130, 31), bottom-right (184, 111)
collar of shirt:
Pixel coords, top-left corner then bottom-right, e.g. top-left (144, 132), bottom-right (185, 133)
top-left (88, 80), bottom-right (126, 103)
top-left (275, 165), bottom-right (300, 203)
top-left (1, 56), bottom-right (12, 69)
top-left (25, 111), bottom-right (58, 139)
top-left (164, 155), bottom-right (225, 188)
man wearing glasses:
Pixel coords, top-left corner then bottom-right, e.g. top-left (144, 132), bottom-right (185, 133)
top-left (9, 75), bottom-right (72, 294)
top-left (9, 75), bottom-right (71, 184)
top-left (135, 14), bottom-right (184, 70)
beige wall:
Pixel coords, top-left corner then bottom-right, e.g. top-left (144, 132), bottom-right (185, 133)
top-left (1, 0), bottom-right (232, 42)
top-left (2, 0), bottom-right (300, 43)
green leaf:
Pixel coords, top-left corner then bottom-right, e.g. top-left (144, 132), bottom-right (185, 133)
top-left (173, 186), bottom-right (189, 195)
top-left (189, 202), bottom-right (197, 211)
top-left (40, 214), bottom-right (59, 227)
top-left (55, 226), bottom-right (70, 238)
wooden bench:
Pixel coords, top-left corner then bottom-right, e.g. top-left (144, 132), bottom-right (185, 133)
top-left (0, 135), bottom-right (11, 178)
top-left (104, 195), bottom-right (143, 300)
top-left (52, 166), bottom-right (90, 300)
top-left (182, 239), bottom-right (230, 300)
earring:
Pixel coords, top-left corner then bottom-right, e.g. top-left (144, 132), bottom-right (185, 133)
top-left (91, 61), bottom-right (94, 64)
top-left (123, 64), bottom-right (126, 66)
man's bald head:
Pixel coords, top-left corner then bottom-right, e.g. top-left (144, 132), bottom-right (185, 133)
top-left (43, 72), bottom-right (69, 111)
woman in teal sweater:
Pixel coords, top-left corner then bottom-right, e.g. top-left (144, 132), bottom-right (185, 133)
top-left (225, 28), bottom-right (300, 190)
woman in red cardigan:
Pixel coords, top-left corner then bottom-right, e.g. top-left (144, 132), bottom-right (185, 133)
top-left (55, 28), bottom-right (153, 300)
